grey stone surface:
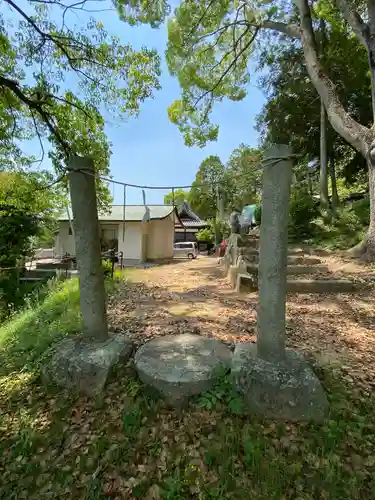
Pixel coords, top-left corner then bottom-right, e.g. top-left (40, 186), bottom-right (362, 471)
top-left (134, 334), bottom-right (232, 405)
top-left (42, 333), bottom-right (133, 396)
top-left (233, 343), bottom-right (329, 422)
top-left (246, 264), bottom-right (329, 275)
top-left (288, 256), bottom-right (322, 265)
top-left (257, 145), bottom-right (293, 361)
top-left (236, 275), bottom-right (354, 294)
top-left (236, 273), bottom-right (256, 293)
top-left (68, 156), bottom-right (108, 340)
top-left (228, 265), bottom-right (239, 288)
top-left (286, 279), bottom-right (355, 293)
top-left (246, 254), bottom-right (322, 265)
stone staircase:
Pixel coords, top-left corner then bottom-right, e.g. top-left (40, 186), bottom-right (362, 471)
top-left (20, 260), bottom-right (75, 283)
top-left (224, 234), bottom-right (356, 294)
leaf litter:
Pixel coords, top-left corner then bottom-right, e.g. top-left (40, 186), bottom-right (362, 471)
top-left (1, 255), bottom-right (375, 499)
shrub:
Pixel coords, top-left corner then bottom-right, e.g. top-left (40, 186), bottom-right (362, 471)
top-left (196, 227), bottom-right (213, 243)
top-left (350, 197), bottom-right (369, 226)
top-left (254, 205), bottom-right (262, 226)
top-left (288, 189), bottom-right (320, 239)
top-left (102, 259), bottom-right (114, 277)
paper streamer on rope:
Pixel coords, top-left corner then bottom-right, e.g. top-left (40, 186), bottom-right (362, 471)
top-left (172, 187), bottom-right (176, 227)
top-left (142, 189), bottom-right (150, 222)
top-left (122, 184), bottom-right (126, 242)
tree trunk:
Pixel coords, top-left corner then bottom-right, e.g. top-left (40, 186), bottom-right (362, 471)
top-left (349, 156), bottom-right (375, 261)
top-left (329, 154), bottom-right (339, 211)
top-left (320, 100), bottom-right (329, 208)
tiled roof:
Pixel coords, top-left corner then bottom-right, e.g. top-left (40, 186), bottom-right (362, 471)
top-left (59, 205), bottom-right (181, 222)
top-left (177, 202), bottom-right (206, 227)
top-left (180, 219), bottom-right (208, 227)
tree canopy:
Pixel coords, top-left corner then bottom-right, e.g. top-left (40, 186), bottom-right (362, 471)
top-left (189, 155), bottom-right (226, 219)
top-left (166, 0), bottom-right (375, 259)
top-left (0, 171), bottom-right (65, 265)
top-left (164, 189), bottom-right (190, 207)
top-left (0, 0), bottom-right (166, 171)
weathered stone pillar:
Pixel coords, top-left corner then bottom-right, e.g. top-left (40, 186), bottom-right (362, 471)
top-left (42, 155), bottom-right (134, 397)
top-left (68, 155), bottom-right (108, 341)
top-left (257, 144), bottom-right (292, 361)
top-left (232, 144), bottom-right (329, 421)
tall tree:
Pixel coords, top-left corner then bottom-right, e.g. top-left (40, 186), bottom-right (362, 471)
top-left (226, 145), bottom-right (262, 207)
top-left (256, 27), bottom-right (370, 192)
top-left (167, 0), bottom-right (375, 260)
top-left (189, 155), bottom-right (227, 219)
top-left (0, 171), bottom-right (65, 268)
top-left (164, 189), bottom-right (190, 207)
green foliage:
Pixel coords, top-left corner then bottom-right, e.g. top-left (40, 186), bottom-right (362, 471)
top-left (289, 189), bottom-right (320, 239)
top-left (254, 205), bottom-right (262, 226)
top-left (310, 198), bottom-right (369, 249)
top-left (226, 145), bottom-right (262, 207)
top-left (188, 147), bottom-right (262, 220)
top-left (1, 0), bottom-right (162, 174)
top-left (196, 369), bottom-right (245, 415)
top-left (195, 227), bottom-right (213, 243)
top-left (189, 155), bottom-right (226, 219)
top-left (164, 189), bottom-right (190, 207)
top-left (0, 171), bottom-right (65, 316)
top-left (256, 26), bottom-right (371, 186)
top-left (210, 218), bottom-right (230, 242)
top-left (0, 278), bottom-right (81, 374)
top-left (166, 1), bottom-right (260, 146)
top-left (102, 259), bottom-right (114, 277)
top-left (123, 402), bottom-right (142, 438)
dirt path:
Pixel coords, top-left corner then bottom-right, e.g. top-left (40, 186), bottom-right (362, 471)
top-left (108, 257), bottom-right (258, 348)
top-left (108, 255), bottom-right (375, 393)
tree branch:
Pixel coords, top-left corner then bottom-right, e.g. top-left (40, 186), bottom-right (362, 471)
top-left (0, 75), bottom-right (70, 156)
top-left (30, 109), bottom-right (45, 164)
top-left (335, 0), bottom-right (369, 46)
top-left (296, 0), bottom-right (370, 156)
top-left (194, 27), bottom-right (259, 108)
top-left (259, 20), bottom-right (301, 39)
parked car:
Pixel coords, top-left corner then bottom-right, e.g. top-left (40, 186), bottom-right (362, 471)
top-left (173, 241), bottom-right (198, 259)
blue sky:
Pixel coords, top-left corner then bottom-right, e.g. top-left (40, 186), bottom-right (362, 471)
top-left (24, 2), bottom-right (266, 205)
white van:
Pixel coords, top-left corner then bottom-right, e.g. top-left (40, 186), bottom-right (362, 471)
top-left (173, 241), bottom-right (198, 259)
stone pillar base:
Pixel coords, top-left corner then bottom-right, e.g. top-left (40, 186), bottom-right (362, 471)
top-left (232, 343), bottom-right (329, 422)
top-left (42, 334), bottom-right (133, 396)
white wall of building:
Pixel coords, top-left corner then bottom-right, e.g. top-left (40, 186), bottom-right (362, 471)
top-left (55, 221), bottom-right (76, 256)
top-left (147, 216), bottom-right (174, 260)
top-left (118, 222), bottom-right (143, 261)
top-left (56, 215), bottom-right (175, 262)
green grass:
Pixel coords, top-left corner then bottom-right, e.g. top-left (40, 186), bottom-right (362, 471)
top-left (305, 200), bottom-right (369, 250)
top-left (1, 274), bottom-right (375, 499)
top-left (0, 278), bottom-right (81, 376)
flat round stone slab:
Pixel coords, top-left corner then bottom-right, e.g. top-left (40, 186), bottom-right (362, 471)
top-left (134, 334), bottom-right (232, 404)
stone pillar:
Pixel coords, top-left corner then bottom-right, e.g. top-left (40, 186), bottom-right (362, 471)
top-left (232, 144), bottom-right (329, 421)
top-left (68, 155), bottom-right (108, 341)
top-left (257, 144), bottom-right (292, 361)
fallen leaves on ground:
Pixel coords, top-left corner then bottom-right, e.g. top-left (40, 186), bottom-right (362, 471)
top-left (1, 255), bottom-right (375, 499)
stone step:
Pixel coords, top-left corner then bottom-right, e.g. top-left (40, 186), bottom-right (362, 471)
top-left (246, 254), bottom-right (322, 265)
top-left (24, 269), bottom-right (57, 279)
top-left (236, 273), bottom-right (356, 294)
top-left (238, 236), bottom-right (259, 249)
top-left (246, 264), bottom-right (329, 275)
top-left (241, 247), bottom-right (306, 257)
top-left (19, 277), bottom-right (44, 282)
top-left (36, 262), bottom-right (71, 270)
top-left (286, 279), bottom-right (356, 293)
